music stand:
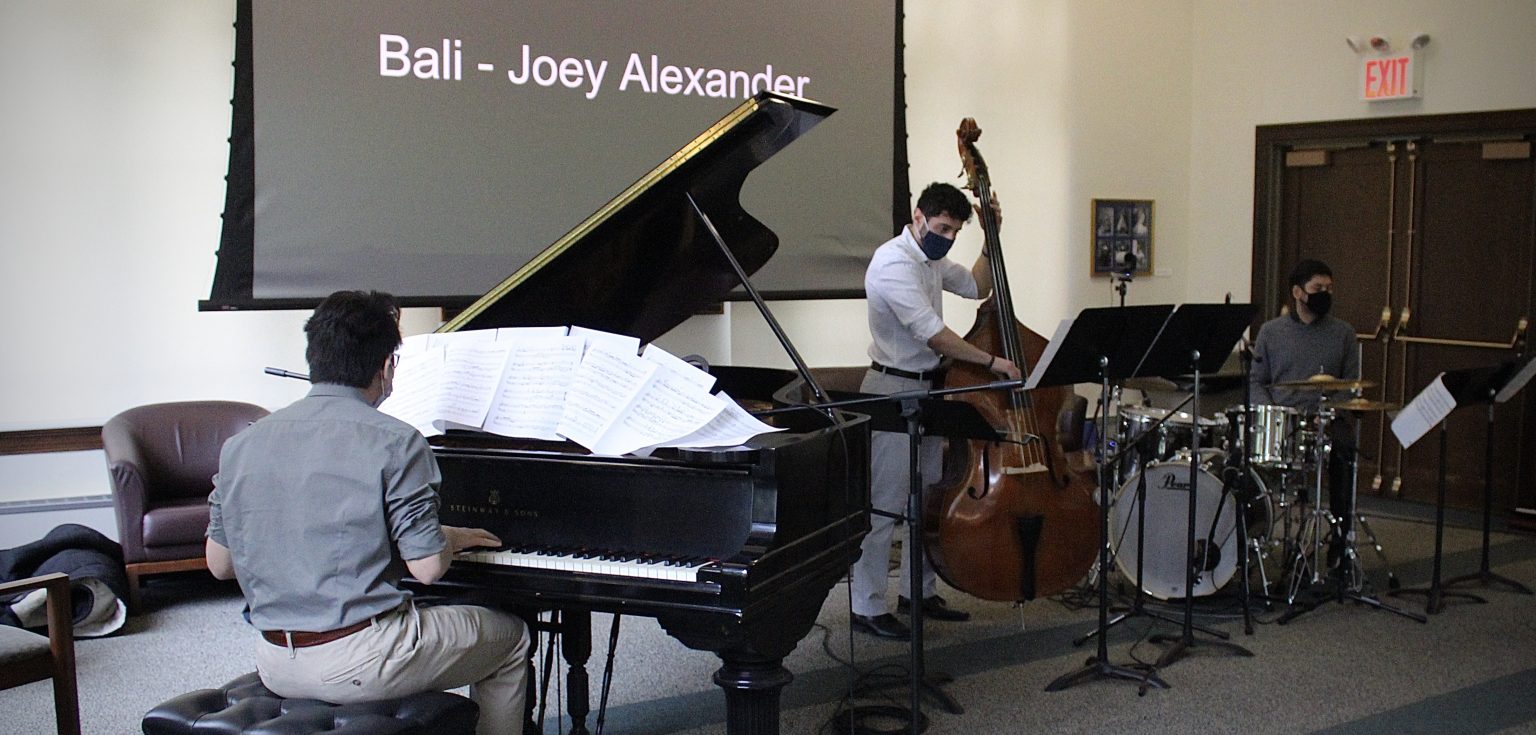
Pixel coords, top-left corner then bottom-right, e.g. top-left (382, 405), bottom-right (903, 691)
top-left (1136, 303), bottom-right (1257, 668)
top-left (1393, 361), bottom-right (1534, 613)
top-left (1444, 357), bottom-right (1536, 597)
top-left (816, 385), bottom-right (1003, 730)
top-left (1036, 305), bottom-right (1174, 693)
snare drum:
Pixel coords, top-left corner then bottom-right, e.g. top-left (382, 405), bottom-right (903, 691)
top-left (1162, 411), bottom-right (1228, 455)
top-left (1225, 404), bottom-right (1303, 469)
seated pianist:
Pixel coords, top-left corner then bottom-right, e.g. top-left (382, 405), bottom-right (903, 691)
top-left (203, 290), bottom-right (532, 735)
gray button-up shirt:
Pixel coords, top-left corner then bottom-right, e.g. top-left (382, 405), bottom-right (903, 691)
top-left (208, 384), bottom-right (445, 632)
top-left (865, 227), bottom-right (978, 372)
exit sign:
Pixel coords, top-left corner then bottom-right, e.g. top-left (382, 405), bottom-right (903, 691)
top-left (1361, 52), bottom-right (1418, 101)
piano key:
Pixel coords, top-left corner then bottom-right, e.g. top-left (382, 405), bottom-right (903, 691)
top-left (457, 548), bottom-right (709, 582)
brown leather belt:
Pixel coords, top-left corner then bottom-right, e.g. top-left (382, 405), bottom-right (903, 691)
top-left (870, 361), bottom-right (937, 381)
top-left (261, 618), bottom-right (371, 648)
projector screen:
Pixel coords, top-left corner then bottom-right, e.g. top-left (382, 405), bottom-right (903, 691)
top-left (205, 0), bottom-right (905, 309)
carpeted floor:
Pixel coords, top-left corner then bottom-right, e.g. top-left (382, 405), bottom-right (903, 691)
top-left (6, 499), bottom-right (1536, 734)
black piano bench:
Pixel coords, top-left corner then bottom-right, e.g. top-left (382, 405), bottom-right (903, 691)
top-left (141, 672), bottom-right (478, 735)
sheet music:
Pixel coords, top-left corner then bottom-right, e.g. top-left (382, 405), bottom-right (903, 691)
top-left (591, 357), bottom-right (725, 456)
top-left (1024, 318), bottom-right (1073, 390)
top-left (1391, 373), bottom-right (1455, 448)
top-left (648, 392), bottom-right (785, 450)
top-left (482, 333), bottom-right (584, 440)
top-left (379, 346), bottom-right (447, 436)
top-left (382, 325), bottom-right (770, 455)
top-left (1496, 357), bottom-right (1536, 404)
top-left (556, 343), bottom-right (658, 449)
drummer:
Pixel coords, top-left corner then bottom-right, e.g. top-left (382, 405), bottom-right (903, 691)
top-left (1249, 259), bottom-right (1359, 569)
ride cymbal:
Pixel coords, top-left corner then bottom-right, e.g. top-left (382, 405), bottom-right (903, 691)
top-left (1273, 376), bottom-right (1379, 391)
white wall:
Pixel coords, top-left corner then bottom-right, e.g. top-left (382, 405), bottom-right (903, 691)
top-left (1186, 0), bottom-right (1536, 303)
top-left (3, 1), bottom-right (1534, 510)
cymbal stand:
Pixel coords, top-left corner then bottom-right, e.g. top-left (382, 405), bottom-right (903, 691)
top-left (1150, 351), bottom-right (1253, 669)
top-left (1445, 402), bottom-right (1534, 596)
top-left (1280, 410), bottom-right (1425, 624)
top-left (1073, 394), bottom-right (1224, 647)
top-left (1048, 356), bottom-right (1167, 693)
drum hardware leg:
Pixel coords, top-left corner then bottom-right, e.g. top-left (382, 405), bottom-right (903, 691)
top-left (1149, 356), bottom-right (1252, 669)
top-left (1444, 403), bottom-right (1534, 596)
top-left (1352, 514), bottom-right (1401, 591)
top-left (1049, 363), bottom-right (1168, 694)
top-left (1391, 422), bottom-right (1486, 616)
top-left (1284, 428), bottom-right (1425, 624)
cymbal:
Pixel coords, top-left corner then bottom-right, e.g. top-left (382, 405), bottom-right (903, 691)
top-left (1123, 376), bottom-right (1179, 392)
top-left (1273, 376), bottom-right (1379, 391)
top-left (1326, 398), bottom-right (1401, 413)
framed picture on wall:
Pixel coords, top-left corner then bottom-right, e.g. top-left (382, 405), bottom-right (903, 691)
top-left (1091, 199), bottom-right (1154, 277)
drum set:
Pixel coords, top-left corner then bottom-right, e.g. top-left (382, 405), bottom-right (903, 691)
top-left (1102, 377), bottom-right (1398, 606)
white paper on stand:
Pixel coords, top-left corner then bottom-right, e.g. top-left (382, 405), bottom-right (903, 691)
top-left (379, 347), bottom-right (447, 436)
top-left (646, 392), bottom-right (786, 451)
top-left (1390, 373), bottom-right (1455, 448)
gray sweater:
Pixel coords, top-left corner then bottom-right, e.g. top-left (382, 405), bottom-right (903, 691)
top-left (1249, 313), bottom-right (1359, 410)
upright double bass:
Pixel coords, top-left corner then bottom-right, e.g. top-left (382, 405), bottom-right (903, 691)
top-left (923, 119), bottom-right (1099, 602)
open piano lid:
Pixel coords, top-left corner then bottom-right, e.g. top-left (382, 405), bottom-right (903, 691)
top-left (438, 92), bottom-right (835, 341)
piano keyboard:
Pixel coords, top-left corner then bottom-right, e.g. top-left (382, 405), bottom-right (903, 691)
top-left (456, 547), bottom-right (712, 583)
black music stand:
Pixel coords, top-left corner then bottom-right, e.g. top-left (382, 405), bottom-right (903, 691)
top-left (1037, 305), bottom-right (1174, 694)
top-left (1393, 361), bottom-right (1534, 613)
top-left (820, 385), bottom-right (1003, 730)
top-left (1444, 358), bottom-right (1536, 597)
top-left (1137, 303), bottom-right (1257, 669)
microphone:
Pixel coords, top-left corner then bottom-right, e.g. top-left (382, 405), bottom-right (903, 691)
top-left (264, 367), bottom-right (310, 381)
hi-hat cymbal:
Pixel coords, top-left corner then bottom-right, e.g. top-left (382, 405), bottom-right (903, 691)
top-left (1273, 376), bottom-right (1379, 391)
top-left (1326, 398), bottom-right (1401, 413)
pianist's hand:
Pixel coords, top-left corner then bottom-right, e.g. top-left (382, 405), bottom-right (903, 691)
top-left (443, 525), bottom-right (501, 554)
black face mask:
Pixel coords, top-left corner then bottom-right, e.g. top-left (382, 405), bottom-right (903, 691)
top-left (1305, 290), bottom-right (1333, 318)
top-left (916, 216), bottom-right (955, 260)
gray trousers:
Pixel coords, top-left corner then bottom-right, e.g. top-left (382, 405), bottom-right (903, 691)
top-left (255, 601), bottom-right (530, 735)
top-left (850, 369), bottom-right (943, 617)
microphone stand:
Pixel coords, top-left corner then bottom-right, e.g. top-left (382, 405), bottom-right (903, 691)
top-left (1150, 350), bottom-right (1254, 668)
top-left (759, 380), bottom-right (1022, 733)
top-left (1113, 255), bottom-right (1136, 307)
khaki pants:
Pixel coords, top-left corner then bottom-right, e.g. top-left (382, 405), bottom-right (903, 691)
top-left (255, 602), bottom-right (529, 735)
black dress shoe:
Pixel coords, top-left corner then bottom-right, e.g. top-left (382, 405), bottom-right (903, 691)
top-left (897, 595), bottom-right (971, 622)
top-left (850, 613), bottom-right (911, 640)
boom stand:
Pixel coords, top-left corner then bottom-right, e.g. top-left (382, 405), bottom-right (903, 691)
top-left (1138, 304), bottom-right (1258, 668)
top-left (1444, 370), bottom-right (1535, 597)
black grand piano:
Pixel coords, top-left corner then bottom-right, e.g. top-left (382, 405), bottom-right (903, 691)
top-left (415, 92), bottom-right (872, 735)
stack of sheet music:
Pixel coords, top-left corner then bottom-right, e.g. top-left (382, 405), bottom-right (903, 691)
top-left (379, 326), bottom-right (780, 456)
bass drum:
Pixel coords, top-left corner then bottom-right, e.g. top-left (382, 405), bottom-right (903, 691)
top-left (1110, 454), bottom-right (1270, 599)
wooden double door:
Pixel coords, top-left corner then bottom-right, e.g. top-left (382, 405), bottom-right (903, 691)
top-left (1252, 109), bottom-right (1536, 513)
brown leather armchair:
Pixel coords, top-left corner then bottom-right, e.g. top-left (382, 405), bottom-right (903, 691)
top-left (0, 572), bottom-right (79, 735)
top-left (101, 400), bottom-right (269, 611)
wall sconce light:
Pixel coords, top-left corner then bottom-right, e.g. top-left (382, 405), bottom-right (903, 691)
top-left (1410, 33), bottom-right (1431, 50)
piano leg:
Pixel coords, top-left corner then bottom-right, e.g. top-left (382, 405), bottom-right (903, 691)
top-left (713, 655), bottom-right (792, 735)
top-left (561, 609), bottom-right (593, 735)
